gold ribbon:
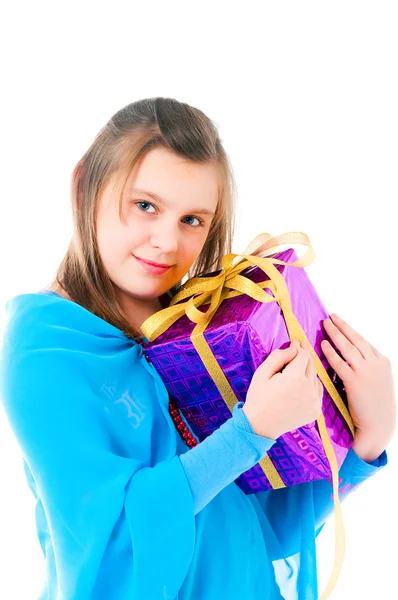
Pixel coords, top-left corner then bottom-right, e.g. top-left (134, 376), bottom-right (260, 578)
top-left (141, 232), bottom-right (356, 600)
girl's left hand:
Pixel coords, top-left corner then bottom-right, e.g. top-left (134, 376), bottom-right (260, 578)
top-left (319, 313), bottom-right (396, 448)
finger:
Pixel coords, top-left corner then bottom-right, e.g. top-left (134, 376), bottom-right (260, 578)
top-left (284, 346), bottom-right (309, 375)
top-left (305, 349), bottom-right (316, 380)
top-left (298, 340), bottom-right (317, 379)
top-left (292, 346), bottom-right (315, 380)
top-left (321, 338), bottom-right (353, 381)
top-left (327, 314), bottom-right (375, 362)
top-left (323, 317), bottom-right (363, 369)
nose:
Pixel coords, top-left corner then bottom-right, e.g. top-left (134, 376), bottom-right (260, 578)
top-left (149, 221), bottom-right (179, 255)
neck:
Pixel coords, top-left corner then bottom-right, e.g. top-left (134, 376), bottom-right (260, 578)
top-left (117, 292), bottom-right (170, 332)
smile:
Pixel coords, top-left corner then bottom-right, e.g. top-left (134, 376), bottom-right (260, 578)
top-left (133, 255), bottom-right (172, 274)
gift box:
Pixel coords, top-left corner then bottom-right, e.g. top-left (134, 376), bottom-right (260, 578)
top-left (141, 232), bottom-right (355, 496)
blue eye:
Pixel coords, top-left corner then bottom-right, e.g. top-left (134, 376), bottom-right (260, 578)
top-left (136, 201), bottom-right (156, 213)
top-left (134, 201), bottom-right (203, 227)
top-left (182, 215), bottom-right (203, 227)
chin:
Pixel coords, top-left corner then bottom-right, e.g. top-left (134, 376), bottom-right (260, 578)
top-left (127, 283), bottom-right (170, 300)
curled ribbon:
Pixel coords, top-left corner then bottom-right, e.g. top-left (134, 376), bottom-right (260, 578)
top-left (141, 231), bottom-right (356, 600)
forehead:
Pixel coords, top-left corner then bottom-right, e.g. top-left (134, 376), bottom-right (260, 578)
top-left (126, 148), bottom-right (220, 208)
top-left (98, 148), bottom-right (221, 216)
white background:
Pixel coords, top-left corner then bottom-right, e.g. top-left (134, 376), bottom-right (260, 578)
top-left (1, 1), bottom-right (397, 598)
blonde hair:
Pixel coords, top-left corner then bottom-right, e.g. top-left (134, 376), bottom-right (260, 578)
top-left (45, 97), bottom-right (237, 342)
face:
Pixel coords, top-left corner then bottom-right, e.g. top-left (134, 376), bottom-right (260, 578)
top-left (95, 147), bottom-right (220, 326)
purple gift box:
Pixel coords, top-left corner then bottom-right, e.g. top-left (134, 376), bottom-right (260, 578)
top-left (142, 248), bottom-right (355, 495)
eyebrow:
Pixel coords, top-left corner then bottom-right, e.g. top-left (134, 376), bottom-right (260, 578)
top-left (130, 187), bottom-right (216, 216)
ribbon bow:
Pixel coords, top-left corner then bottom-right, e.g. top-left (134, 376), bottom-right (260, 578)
top-left (142, 232), bottom-right (313, 335)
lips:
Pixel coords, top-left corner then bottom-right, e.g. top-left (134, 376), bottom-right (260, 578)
top-left (135, 257), bottom-right (171, 268)
top-left (133, 255), bottom-right (172, 274)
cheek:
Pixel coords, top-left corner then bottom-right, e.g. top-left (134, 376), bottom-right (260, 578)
top-left (179, 236), bottom-right (207, 267)
top-left (96, 224), bottom-right (129, 266)
top-left (98, 214), bottom-right (144, 252)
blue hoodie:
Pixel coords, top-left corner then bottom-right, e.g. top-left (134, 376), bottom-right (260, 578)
top-left (0, 291), bottom-right (387, 600)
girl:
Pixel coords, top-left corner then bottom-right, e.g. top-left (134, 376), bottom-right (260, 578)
top-left (1, 97), bottom-right (394, 600)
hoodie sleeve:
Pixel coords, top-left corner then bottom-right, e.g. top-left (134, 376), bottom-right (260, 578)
top-left (179, 401), bottom-right (276, 515)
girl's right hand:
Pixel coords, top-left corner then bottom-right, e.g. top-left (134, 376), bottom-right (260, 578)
top-left (242, 340), bottom-right (323, 440)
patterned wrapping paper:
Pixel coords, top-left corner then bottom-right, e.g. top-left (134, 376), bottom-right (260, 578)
top-left (141, 246), bottom-right (355, 495)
